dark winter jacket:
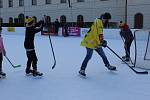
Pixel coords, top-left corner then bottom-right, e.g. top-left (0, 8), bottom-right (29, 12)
top-left (120, 29), bottom-right (133, 44)
top-left (24, 26), bottom-right (42, 49)
top-left (54, 21), bottom-right (60, 29)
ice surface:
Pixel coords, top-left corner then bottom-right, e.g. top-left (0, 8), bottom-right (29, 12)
top-left (0, 31), bottom-right (150, 100)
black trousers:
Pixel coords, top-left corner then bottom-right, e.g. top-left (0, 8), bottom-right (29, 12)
top-left (125, 41), bottom-right (133, 58)
top-left (26, 50), bottom-right (38, 71)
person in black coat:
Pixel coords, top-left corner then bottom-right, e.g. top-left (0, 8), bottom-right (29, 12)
top-left (24, 17), bottom-right (44, 76)
top-left (54, 19), bottom-right (60, 35)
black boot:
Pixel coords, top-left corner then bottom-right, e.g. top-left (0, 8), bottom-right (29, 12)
top-left (32, 70), bottom-right (43, 77)
top-left (122, 56), bottom-right (126, 59)
top-left (105, 65), bottom-right (116, 71)
top-left (79, 70), bottom-right (86, 76)
top-left (25, 69), bottom-right (33, 75)
top-left (0, 71), bottom-right (6, 77)
top-left (124, 57), bottom-right (130, 62)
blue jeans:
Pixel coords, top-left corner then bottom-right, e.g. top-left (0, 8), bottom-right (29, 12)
top-left (81, 47), bottom-right (110, 70)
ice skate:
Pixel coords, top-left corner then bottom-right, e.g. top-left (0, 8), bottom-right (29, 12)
top-left (105, 65), bottom-right (116, 71)
top-left (122, 56), bottom-right (130, 62)
top-left (25, 69), bottom-right (34, 76)
top-left (32, 70), bottom-right (43, 77)
top-left (121, 57), bottom-right (133, 65)
top-left (122, 56), bottom-right (126, 59)
top-left (79, 70), bottom-right (86, 77)
top-left (0, 71), bottom-right (6, 78)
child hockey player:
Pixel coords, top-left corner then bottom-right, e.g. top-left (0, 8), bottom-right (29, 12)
top-left (24, 17), bottom-right (44, 76)
top-left (120, 23), bottom-right (133, 62)
top-left (79, 14), bottom-right (116, 76)
top-left (0, 27), bottom-right (6, 78)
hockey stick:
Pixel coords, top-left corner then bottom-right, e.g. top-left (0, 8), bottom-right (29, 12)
top-left (144, 31), bottom-right (150, 60)
top-left (5, 56), bottom-right (21, 68)
top-left (106, 46), bottom-right (148, 74)
top-left (48, 34), bottom-right (56, 69)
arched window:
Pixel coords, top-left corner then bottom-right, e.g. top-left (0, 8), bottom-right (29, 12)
top-left (77, 15), bottom-right (84, 27)
top-left (77, 15), bottom-right (84, 22)
top-left (60, 15), bottom-right (66, 26)
top-left (18, 13), bottom-right (25, 23)
top-left (134, 13), bottom-right (143, 29)
top-left (60, 15), bottom-right (66, 23)
top-left (9, 17), bottom-right (13, 23)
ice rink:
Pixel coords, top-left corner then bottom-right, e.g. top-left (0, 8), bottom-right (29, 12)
top-left (0, 32), bottom-right (150, 100)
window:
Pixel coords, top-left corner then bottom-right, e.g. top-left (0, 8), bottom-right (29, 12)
top-left (0, 0), bottom-right (3, 8)
top-left (32, 0), bottom-right (37, 5)
top-left (60, 15), bottom-right (66, 23)
top-left (61, 0), bottom-right (66, 3)
top-left (134, 13), bottom-right (143, 29)
top-left (77, 15), bottom-right (84, 22)
top-left (19, 0), bottom-right (24, 7)
top-left (77, 0), bottom-right (84, 2)
top-left (8, 0), bottom-right (13, 7)
top-left (18, 13), bottom-right (25, 23)
top-left (9, 17), bottom-right (13, 23)
top-left (77, 15), bottom-right (84, 27)
top-left (46, 0), bottom-right (51, 4)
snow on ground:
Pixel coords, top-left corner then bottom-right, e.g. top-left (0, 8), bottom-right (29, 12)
top-left (0, 34), bottom-right (150, 100)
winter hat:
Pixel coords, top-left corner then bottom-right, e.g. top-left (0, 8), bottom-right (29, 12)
top-left (26, 17), bottom-right (34, 25)
top-left (121, 23), bottom-right (129, 30)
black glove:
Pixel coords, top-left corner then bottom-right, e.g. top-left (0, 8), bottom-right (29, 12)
top-left (39, 20), bottom-right (44, 25)
top-left (102, 40), bottom-right (107, 47)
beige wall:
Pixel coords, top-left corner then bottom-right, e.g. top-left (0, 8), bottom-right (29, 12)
top-left (127, 0), bottom-right (150, 28)
top-left (0, 0), bottom-right (150, 28)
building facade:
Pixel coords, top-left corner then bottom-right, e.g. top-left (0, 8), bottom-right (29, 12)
top-left (0, 0), bottom-right (150, 28)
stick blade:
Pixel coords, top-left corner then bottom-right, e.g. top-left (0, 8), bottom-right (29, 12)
top-left (136, 71), bottom-right (148, 74)
top-left (14, 65), bottom-right (21, 68)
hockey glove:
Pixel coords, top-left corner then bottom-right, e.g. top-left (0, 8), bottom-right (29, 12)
top-left (102, 40), bottom-right (107, 47)
top-left (99, 34), bottom-right (104, 42)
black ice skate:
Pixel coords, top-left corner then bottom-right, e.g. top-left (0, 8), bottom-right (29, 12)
top-left (79, 70), bottom-right (86, 77)
top-left (121, 57), bottom-right (132, 65)
top-left (105, 65), bottom-right (116, 71)
top-left (0, 71), bottom-right (6, 78)
top-left (122, 56), bottom-right (126, 59)
top-left (32, 71), bottom-right (43, 77)
top-left (122, 56), bottom-right (130, 62)
top-left (124, 57), bottom-right (130, 62)
top-left (25, 69), bottom-right (34, 75)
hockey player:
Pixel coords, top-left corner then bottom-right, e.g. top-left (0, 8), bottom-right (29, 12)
top-left (119, 23), bottom-right (133, 62)
top-left (24, 17), bottom-right (44, 76)
top-left (79, 14), bottom-right (116, 76)
top-left (0, 27), bottom-right (6, 78)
